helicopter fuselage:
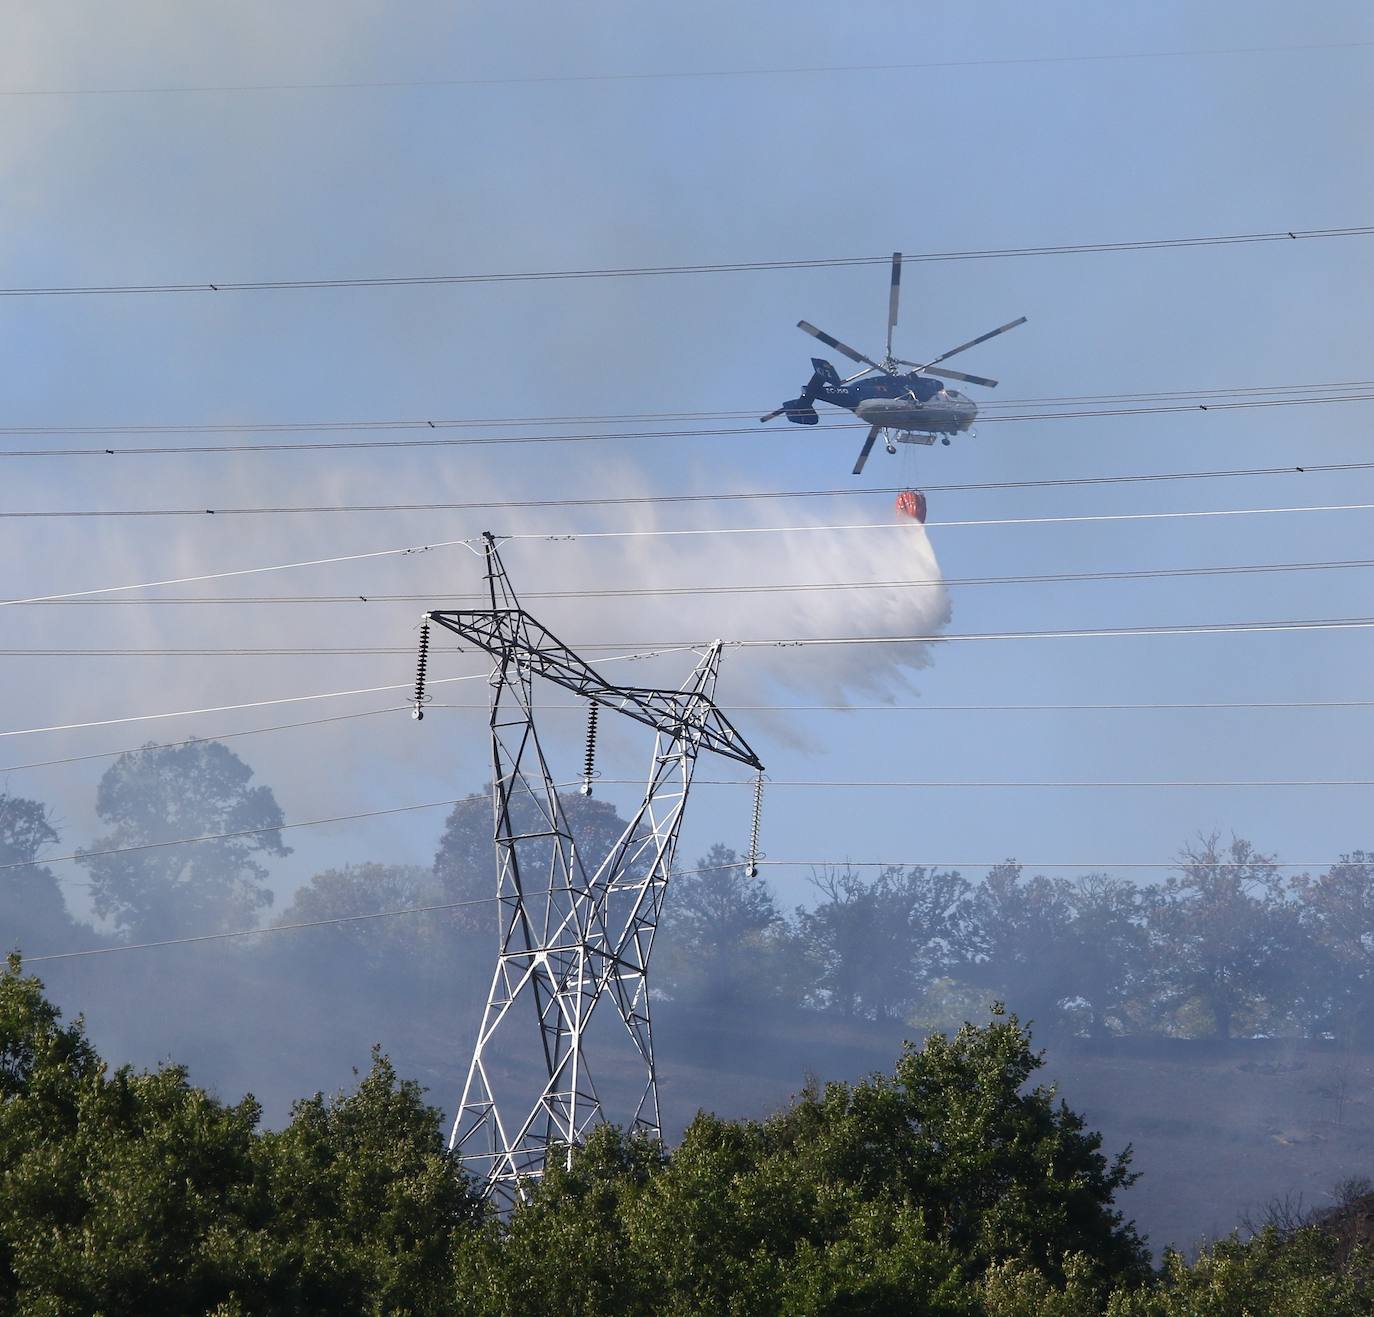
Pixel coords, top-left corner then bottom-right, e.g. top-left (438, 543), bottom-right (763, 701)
top-left (807, 361), bottom-right (977, 437)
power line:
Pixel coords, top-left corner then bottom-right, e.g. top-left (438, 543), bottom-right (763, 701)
top-left (6, 391), bottom-right (1374, 458)
top-left (0, 705), bottom-right (405, 773)
top-left (483, 502), bottom-right (1374, 544)
top-left (5, 39), bottom-right (1370, 99)
top-left (4, 379), bottom-right (1371, 438)
top-left (21, 849), bottom-right (1357, 965)
top-left (21, 899), bottom-right (495, 962)
top-left (0, 798), bottom-right (463, 874)
top-left (6, 696), bottom-right (1374, 779)
top-left (6, 616), bottom-right (1374, 659)
top-left (10, 501), bottom-right (1367, 612)
top-left (6, 462), bottom-right (1374, 521)
top-left (0, 226), bottom-right (1368, 299)
top-left (0, 535), bottom-right (474, 609)
top-left (7, 695), bottom-right (1374, 779)
top-left (0, 649), bottom-right (684, 741)
top-left (10, 557), bottom-right (1374, 607)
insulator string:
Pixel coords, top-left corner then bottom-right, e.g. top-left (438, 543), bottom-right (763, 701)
top-left (580, 701), bottom-right (599, 795)
top-left (411, 617), bottom-right (431, 720)
top-left (745, 770), bottom-right (765, 878)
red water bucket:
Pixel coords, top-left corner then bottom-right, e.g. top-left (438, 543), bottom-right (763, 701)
top-left (896, 489), bottom-right (927, 523)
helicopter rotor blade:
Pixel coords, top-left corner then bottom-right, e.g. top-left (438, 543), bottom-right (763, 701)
top-left (797, 321), bottom-right (890, 375)
top-left (918, 316), bottom-right (1028, 370)
top-left (852, 425), bottom-right (881, 476)
top-left (885, 252), bottom-right (902, 361)
top-left (842, 366), bottom-right (877, 384)
top-left (896, 362), bottom-right (999, 389)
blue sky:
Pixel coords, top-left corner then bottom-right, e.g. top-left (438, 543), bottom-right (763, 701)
top-left (2, 1), bottom-right (1373, 926)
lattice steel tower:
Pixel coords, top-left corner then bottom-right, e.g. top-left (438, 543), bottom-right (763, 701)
top-left (417, 533), bottom-right (763, 1206)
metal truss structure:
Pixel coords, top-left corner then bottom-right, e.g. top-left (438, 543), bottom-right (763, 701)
top-left (422, 533), bottom-right (763, 1207)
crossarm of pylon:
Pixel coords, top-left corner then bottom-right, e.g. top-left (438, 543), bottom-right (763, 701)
top-left (427, 608), bottom-right (764, 770)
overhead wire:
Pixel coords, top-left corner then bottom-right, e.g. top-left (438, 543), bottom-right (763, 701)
top-left (0, 647), bottom-right (685, 741)
top-left (8, 696), bottom-right (1374, 779)
top-left (5, 391), bottom-right (1374, 458)
top-left (0, 226), bottom-right (1369, 299)
top-left (21, 848), bottom-right (1363, 965)
top-left (0, 798), bottom-right (464, 874)
top-left (9, 779), bottom-right (1366, 879)
top-left (8, 500), bottom-right (1371, 613)
top-left (10, 556), bottom-right (1374, 606)
top-left (496, 502), bottom-right (1374, 541)
top-left (3, 378), bottom-right (1371, 439)
top-left (6, 615), bottom-right (1374, 658)
top-left (6, 461), bottom-right (1374, 521)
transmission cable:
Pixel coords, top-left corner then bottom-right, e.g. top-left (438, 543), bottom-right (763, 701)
top-left (8, 615), bottom-right (1374, 658)
top-left (6, 391), bottom-right (1374, 458)
top-left (21, 849), bottom-right (1362, 965)
top-left (0, 226), bottom-right (1368, 299)
top-left (0, 648), bottom-right (686, 741)
top-left (8, 695), bottom-right (1374, 779)
top-left (4, 379), bottom-right (1371, 439)
top-left (9, 502), bottom-right (1368, 612)
top-left (13, 556), bottom-right (1374, 606)
top-left (7, 460), bottom-right (1374, 520)
top-left (8, 781), bottom-right (1367, 879)
top-left (6, 695), bottom-right (1374, 779)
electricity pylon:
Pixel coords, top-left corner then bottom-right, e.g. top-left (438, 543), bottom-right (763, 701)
top-left (418, 533), bottom-right (763, 1207)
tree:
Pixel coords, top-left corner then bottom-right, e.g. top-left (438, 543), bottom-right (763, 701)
top-left (1291, 852), bottom-right (1374, 1044)
top-left (658, 844), bottom-right (788, 1008)
top-left (457, 1008), bottom-right (1148, 1315)
top-left (0, 954), bottom-right (261, 1312)
top-left (1145, 834), bottom-right (1296, 1038)
top-left (795, 864), bottom-right (971, 1019)
top-left (276, 862), bottom-right (441, 966)
top-left (1056, 875), bottom-right (1153, 1039)
top-left (0, 958), bottom-right (482, 1315)
top-left (77, 740), bottom-right (290, 941)
top-left (251, 1048), bottom-right (484, 1313)
top-left (962, 863), bottom-right (1076, 1029)
top-left (432, 787), bottom-right (645, 952)
top-left (1107, 1229), bottom-right (1372, 1315)
top-left (0, 791), bottom-right (80, 953)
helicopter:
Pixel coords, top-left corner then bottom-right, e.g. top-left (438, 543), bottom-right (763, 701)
top-left (760, 252), bottom-right (1026, 475)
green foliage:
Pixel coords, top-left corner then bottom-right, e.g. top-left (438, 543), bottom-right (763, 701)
top-left (962, 863), bottom-right (1076, 1029)
top-left (1293, 852), bottom-right (1374, 1045)
top-left (0, 958), bottom-right (481, 1315)
top-left (796, 864), bottom-right (973, 1019)
top-left (77, 740), bottom-right (291, 941)
top-left (0, 954), bottom-right (261, 1312)
top-left (274, 862), bottom-right (447, 983)
top-left (658, 844), bottom-right (789, 1007)
top-left (1106, 1229), bottom-right (1373, 1315)
top-left (248, 1047), bottom-right (484, 1313)
top-left (7, 959), bottom-right (1374, 1315)
top-left (1145, 834), bottom-right (1292, 1039)
top-left (433, 789), bottom-right (636, 924)
top-left (0, 792), bottom-right (80, 954)
top-left (456, 1008), bottom-right (1147, 1316)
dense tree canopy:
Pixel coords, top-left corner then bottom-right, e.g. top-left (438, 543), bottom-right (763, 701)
top-left (77, 740), bottom-right (290, 941)
top-left (658, 844), bottom-right (788, 1007)
top-left (796, 863), bottom-right (973, 1019)
top-left (0, 792), bottom-right (76, 954)
top-left (0, 957), bottom-right (480, 1315)
top-left (432, 788), bottom-right (638, 932)
top-left (2, 960), bottom-right (1370, 1313)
